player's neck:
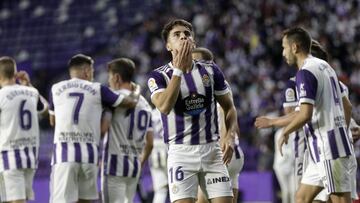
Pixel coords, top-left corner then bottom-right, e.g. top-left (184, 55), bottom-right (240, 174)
top-left (0, 78), bottom-right (16, 87)
top-left (113, 82), bottom-right (132, 91)
top-left (296, 53), bottom-right (309, 70)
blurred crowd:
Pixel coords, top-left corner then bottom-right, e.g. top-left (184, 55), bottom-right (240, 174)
top-left (1, 0), bottom-right (360, 172)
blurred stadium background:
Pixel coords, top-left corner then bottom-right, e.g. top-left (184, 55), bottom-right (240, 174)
top-left (1, 0), bottom-right (359, 202)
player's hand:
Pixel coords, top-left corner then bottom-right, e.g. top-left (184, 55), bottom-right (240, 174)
top-left (254, 116), bottom-right (272, 128)
top-left (351, 126), bottom-right (360, 143)
top-left (173, 39), bottom-right (193, 72)
top-left (278, 132), bottom-right (289, 156)
top-left (16, 71), bottom-right (31, 86)
top-left (221, 131), bottom-right (235, 165)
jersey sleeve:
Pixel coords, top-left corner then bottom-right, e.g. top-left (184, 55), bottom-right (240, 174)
top-left (296, 69), bottom-right (318, 105)
top-left (100, 85), bottom-right (124, 107)
top-left (147, 71), bottom-right (167, 99)
top-left (212, 63), bottom-right (229, 95)
top-left (282, 79), bottom-right (297, 108)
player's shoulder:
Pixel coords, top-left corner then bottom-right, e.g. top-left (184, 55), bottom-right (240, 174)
top-left (152, 64), bottom-right (171, 74)
top-left (138, 95), bottom-right (152, 111)
top-left (302, 56), bottom-right (329, 71)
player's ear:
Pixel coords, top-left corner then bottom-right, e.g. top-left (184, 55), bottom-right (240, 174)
top-left (166, 43), bottom-right (172, 52)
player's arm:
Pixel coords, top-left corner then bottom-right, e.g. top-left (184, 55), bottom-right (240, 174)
top-left (216, 92), bottom-right (238, 164)
top-left (118, 83), bottom-right (141, 108)
top-left (150, 75), bottom-right (181, 115)
top-left (342, 96), bottom-right (352, 128)
top-left (101, 85), bottom-right (139, 109)
top-left (255, 111), bottom-right (298, 129)
top-left (141, 130), bottom-right (154, 168)
top-left (151, 40), bottom-right (193, 114)
top-left (100, 109), bottom-right (112, 137)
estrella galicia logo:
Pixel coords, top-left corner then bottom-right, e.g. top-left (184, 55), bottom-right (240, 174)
top-left (183, 93), bottom-right (207, 115)
top-left (206, 176), bottom-right (230, 185)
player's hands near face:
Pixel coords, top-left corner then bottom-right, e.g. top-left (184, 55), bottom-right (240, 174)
top-left (173, 39), bottom-right (193, 72)
top-left (278, 132), bottom-right (289, 156)
top-left (221, 131), bottom-right (235, 165)
top-left (16, 71), bottom-right (31, 86)
top-left (254, 116), bottom-right (272, 128)
top-left (351, 126), bottom-right (360, 143)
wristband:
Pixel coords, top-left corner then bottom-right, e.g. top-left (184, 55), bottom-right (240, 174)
top-left (172, 68), bottom-right (183, 77)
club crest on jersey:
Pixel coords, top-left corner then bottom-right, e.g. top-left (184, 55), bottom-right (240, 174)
top-left (299, 83), bottom-right (306, 97)
top-left (148, 78), bottom-right (158, 93)
top-left (202, 74), bottom-right (210, 87)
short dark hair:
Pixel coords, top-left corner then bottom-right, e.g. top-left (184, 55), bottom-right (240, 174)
top-left (107, 58), bottom-right (135, 83)
top-left (311, 40), bottom-right (329, 62)
top-left (0, 56), bottom-right (16, 79)
top-left (68, 54), bottom-right (94, 70)
top-left (283, 27), bottom-right (311, 54)
top-left (192, 47), bottom-right (214, 61)
top-left (161, 19), bottom-right (193, 43)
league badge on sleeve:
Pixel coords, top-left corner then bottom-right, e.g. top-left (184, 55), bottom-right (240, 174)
top-left (148, 78), bottom-right (158, 93)
top-left (285, 88), bottom-right (296, 102)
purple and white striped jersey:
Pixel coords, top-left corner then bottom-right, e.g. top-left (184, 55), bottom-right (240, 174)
top-left (49, 78), bottom-right (124, 165)
top-left (296, 56), bottom-right (353, 162)
top-left (149, 108), bottom-right (167, 169)
top-left (0, 85), bottom-right (42, 172)
top-left (147, 61), bottom-right (229, 145)
top-left (103, 90), bottom-right (152, 177)
top-left (282, 77), bottom-right (306, 159)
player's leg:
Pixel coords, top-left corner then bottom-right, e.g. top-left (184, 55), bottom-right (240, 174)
top-left (150, 167), bottom-right (169, 203)
top-left (196, 186), bottom-right (208, 203)
top-left (227, 152), bottom-right (244, 203)
top-left (167, 145), bottom-right (200, 203)
top-left (78, 163), bottom-right (99, 203)
top-left (200, 143), bottom-right (233, 203)
top-left (349, 153), bottom-right (359, 200)
top-left (296, 183), bottom-right (324, 203)
top-left (329, 193), bottom-right (351, 203)
top-left (50, 163), bottom-right (80, 203)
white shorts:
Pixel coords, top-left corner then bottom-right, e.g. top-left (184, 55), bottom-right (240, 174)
top-left (167, 142), bottom-right (233, 202)
top-left (150, 166), bottom-right (168, 191)
top-left (50, 162), bottom-right (98, 203)
top-left (301, 156), bottom-right (352, 194)
top-left (227, 151), bottom-right (244, 189)
top-left (294, 155), bottom-right (304, 191)
top-left (314, 153), bottom-right (359, 201)
top-left (101, 175), bottom-right (139, 203)
top-left (0, 169), bottom-right (35, 202)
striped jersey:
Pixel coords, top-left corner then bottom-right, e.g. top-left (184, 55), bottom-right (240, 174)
top-left (49, 78), bottom-right (124, 165)
top-left (103, 89), bottom-right (152, 177)
top-left (147, 61), bottom-right (229, 145)
top-left (0, 84), bottom-right (42, 172)
top-left (296, 56), bottom-right (353, 162)
top-left (282, 77), bottom-right (306, 158)
top-left (149, 108), bottom-right (168, 169)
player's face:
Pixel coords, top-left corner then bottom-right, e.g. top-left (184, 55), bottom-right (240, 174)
top-left (192, 52), bottom-right (202, 60)
top-left (282, 36), bottom-right (296, 65)
top-left (166, 25), bottom-right (195, 53)
top-left (108, 71), bottom-right (116, 89)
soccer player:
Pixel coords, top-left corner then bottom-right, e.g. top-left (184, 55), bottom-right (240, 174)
top-left (49, 54), bottom-right (140, 203)
top-left (101, 58), bottom-right (154, 203)
top-left (279, 28), bottom-right (353, 203)
top-left (149, 106), bottom-right (169, 203)
top-left (192, 47), bottom-right (244, 203)
top-left (147, 19), bottom-right (238, 203)
top-left (0, 57), bottom-right (48, 203)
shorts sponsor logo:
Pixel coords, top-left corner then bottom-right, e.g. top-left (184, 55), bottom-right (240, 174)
top-left (206, 176), bottom-right (230, 185)
top-left (171, 184), bottom-right (179, 194)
